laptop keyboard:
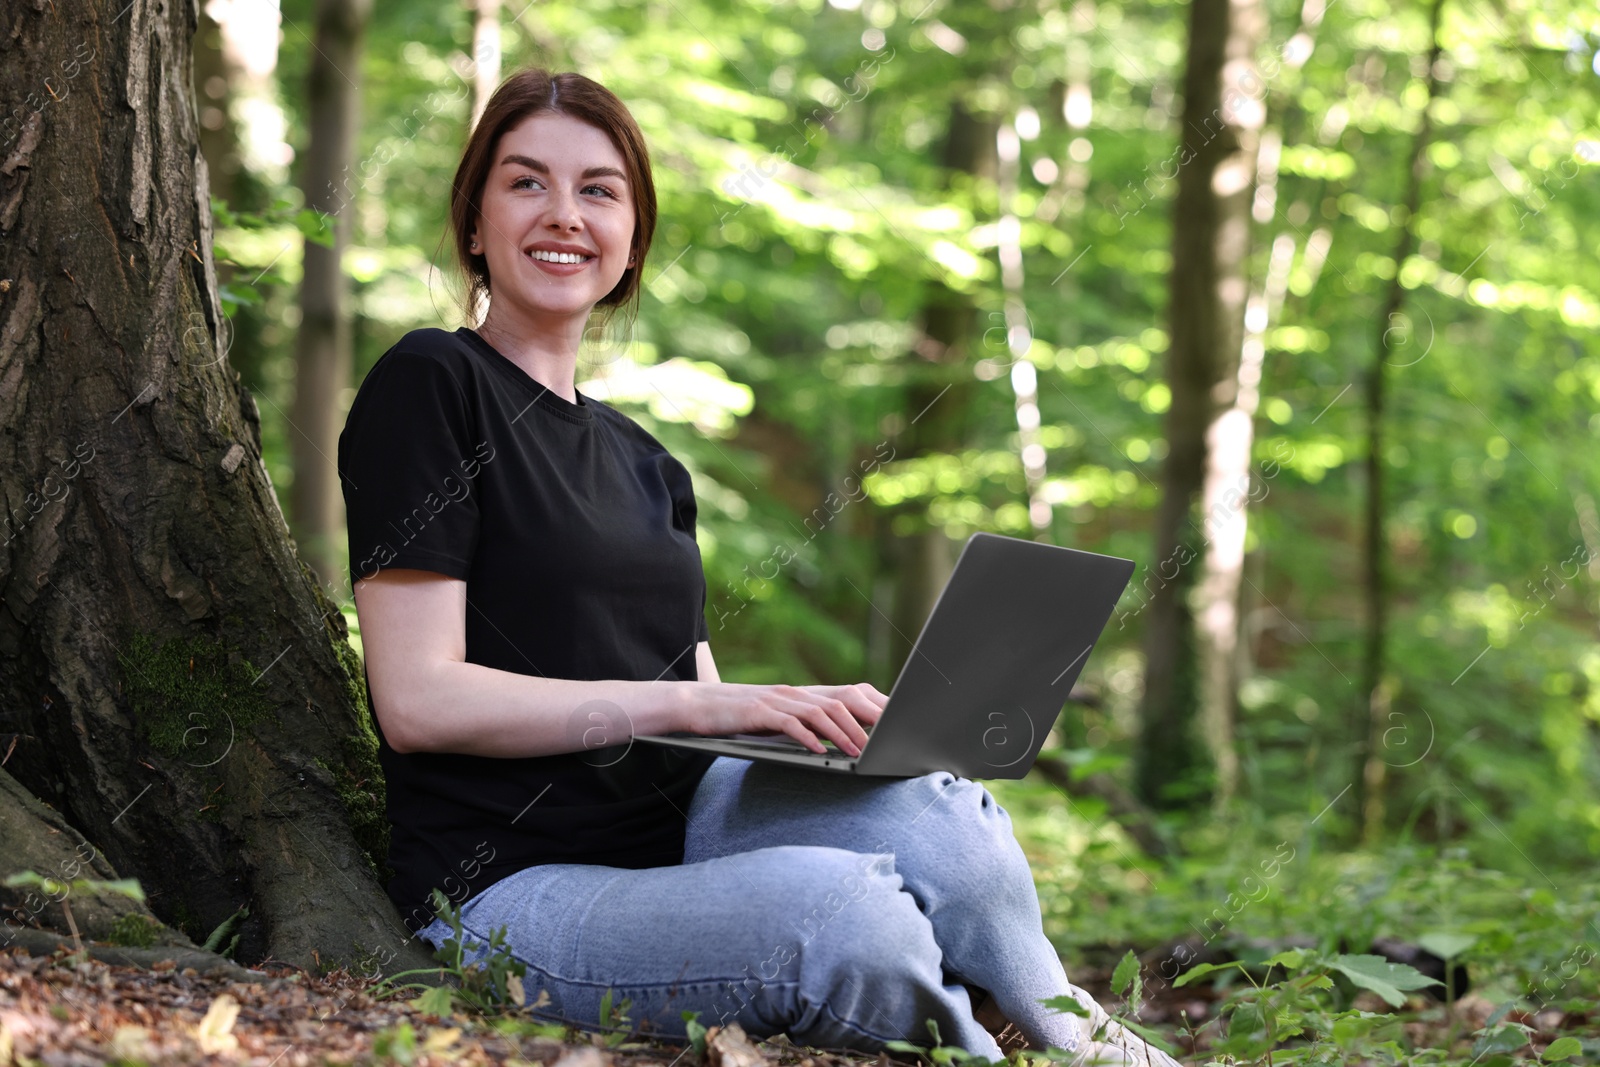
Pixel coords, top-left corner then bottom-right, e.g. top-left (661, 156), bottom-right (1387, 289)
top-left (716, 737), bottom-right (852, 758)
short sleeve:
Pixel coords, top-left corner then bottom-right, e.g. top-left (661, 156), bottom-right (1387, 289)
top-left (664, 455), bottom-right (711, 643)
top-left (338, 349), bottom-right (485, 588)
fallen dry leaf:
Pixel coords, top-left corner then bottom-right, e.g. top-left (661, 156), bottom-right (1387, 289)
top-left (197, 991), bottom-right (241, 1053)
top-left (424, 1024), bottom-right (463, 1052)
top-left (707, 1021), bottom-right (767, 1067)
top-left (551, 1045), bottom-right (609, 1067)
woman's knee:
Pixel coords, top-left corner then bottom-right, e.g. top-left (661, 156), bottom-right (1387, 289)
top-left (726, 845), bottom-right (925, 970)
top-left (824, 876), bottom-right (938, 968)
top-left (894, 773), bottom-right (1025, 867)
top-left (751, 844), bottom-right (898, 927)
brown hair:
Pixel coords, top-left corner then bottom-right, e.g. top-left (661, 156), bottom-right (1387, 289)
top-left (448, 69), bottom-right (657, 328)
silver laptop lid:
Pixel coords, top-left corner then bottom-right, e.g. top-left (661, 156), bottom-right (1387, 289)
top-left (854, 532), bottom-right (1134, 779)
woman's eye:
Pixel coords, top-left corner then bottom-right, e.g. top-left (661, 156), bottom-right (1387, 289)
top-left (511, 175), bottom-right (540, 190)
top-left (584, 184), bottom-right (618, 199)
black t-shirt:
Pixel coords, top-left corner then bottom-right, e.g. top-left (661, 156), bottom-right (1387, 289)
top-left (337, 326), bottom-right (716, 931)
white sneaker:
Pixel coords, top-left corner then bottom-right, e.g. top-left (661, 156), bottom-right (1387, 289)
top-left (1042, 984), bottom-right (1182, 1067)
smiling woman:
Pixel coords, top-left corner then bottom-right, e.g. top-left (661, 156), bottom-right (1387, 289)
top-left (336, 67), bottom-right (1175, 1067)
top-left (449, 73), bottom-right (655, 349)
top-left (463, 113), bottom-right (637, 388)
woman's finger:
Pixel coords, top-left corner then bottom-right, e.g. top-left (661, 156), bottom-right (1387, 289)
top-left (803, 683), bottom-right (885, 724)
top-left (766, 708), bottom-right (828, 754)
top-left (809, 697), bottom-right (869, 753)
top-left (769, 693), bottom-right (865, 755)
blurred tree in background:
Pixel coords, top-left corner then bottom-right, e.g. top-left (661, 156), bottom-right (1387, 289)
top-left (206, 0), bottom-right (1598, 989)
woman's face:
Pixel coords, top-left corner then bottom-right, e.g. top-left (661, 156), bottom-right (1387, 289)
top-left (470, 111), bottom-right (637, 326)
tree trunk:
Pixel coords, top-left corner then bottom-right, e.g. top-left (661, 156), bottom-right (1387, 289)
top-left (1134, 0), bottom-right (1264, 809)
top-left (290, 0), bottom-right (370, 588)
top-left (995, 117), bottom-right (1051, 534)
top-left (1207, 5), bottom-right (1326, 803)
top-left (0, 0), bottom-right (431, 976)
top-left (470, 0), bottom-right (503, 129)
top-left (193, 0), bottom-right (286, 401)
top-left (881, 102), bottom-right (994, 679)
top-left (1359, 0), bottom-right (1446, 842)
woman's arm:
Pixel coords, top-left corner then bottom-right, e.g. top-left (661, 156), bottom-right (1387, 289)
top-left (696, 641), bottom-right (720, 683)
top-left (355, 569), bottom-right (885, 758)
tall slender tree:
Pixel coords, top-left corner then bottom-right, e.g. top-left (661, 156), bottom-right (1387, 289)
top-left (470, 0), bottom-right (503, 128)
top-left (1192, 0), bottom-right (1325, 807)
top-left (290, 0), bottom-right (371, 588)
top-left (1134, 0), bottom-right (1266, 808)
top-left (880, 100), bottom-right (994, 678)
top-left (1359, 0), bottom-right (1447, 842)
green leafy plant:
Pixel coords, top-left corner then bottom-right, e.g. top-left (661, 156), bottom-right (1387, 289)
top-left (3, 870), bottom-right (146, 960)
top-left (682, 1009), bottom-right (709, 1058)
top-left (371, 1019), bottom-right (418, 1065)
top-left (209, 195), bottom-right (333, 316)
top-left (373, 888), bottom-right (536, 1019)
top-left (1172, 948), bottom-right (1455, 1062)
top-left (1542, 1036), bottom-right (1583, 1063)
top-left (883, 1017), bottom-right (1008, 1066)
top-left (201, 903), bottom-right (250, 959)
top-left (596, 986), bottom-right (637, 1049)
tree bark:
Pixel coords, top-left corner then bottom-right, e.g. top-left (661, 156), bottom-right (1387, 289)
top-left (995, 118), bottom-right (1050, 534)
top-left (1359, 0), bottom-right (1446, 843)
top-left (1, 765), bottom-right (182, 950)
top-left (1134, 0), bottom-right (1264, 809)
top-left (290, 0), bottom-right (370, 588)
top-left (0, 0), bottom-right (431, 976)
top-left (880, 101), bottom-right (994, 680)
top-left (469, 0), bottom-right (503, 129)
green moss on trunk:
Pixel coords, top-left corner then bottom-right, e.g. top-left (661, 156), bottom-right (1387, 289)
top-left (118, 632), bottom-right (272, 761)
top-left (329, 638), bottom-right (390, 882)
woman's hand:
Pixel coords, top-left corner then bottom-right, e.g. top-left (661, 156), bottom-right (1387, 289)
top-left (679, 682), bottom-right (888, 756)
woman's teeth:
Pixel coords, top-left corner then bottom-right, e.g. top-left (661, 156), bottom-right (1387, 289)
top-left (530, 250), bottom-right (588, 263)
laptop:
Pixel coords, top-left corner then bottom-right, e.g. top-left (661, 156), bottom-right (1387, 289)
top-left (634, 531), bottom-right (1134, 779)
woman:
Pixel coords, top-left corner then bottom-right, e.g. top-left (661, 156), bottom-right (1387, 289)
top-left (338, 68), bottom-right (1177, 1067)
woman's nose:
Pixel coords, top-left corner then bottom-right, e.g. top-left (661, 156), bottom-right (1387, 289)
top-left (544, 188), bottom-right (582, 230)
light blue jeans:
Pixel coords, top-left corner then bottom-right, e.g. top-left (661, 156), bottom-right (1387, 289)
top-left (416, 757), bottom-right (1087, 1059)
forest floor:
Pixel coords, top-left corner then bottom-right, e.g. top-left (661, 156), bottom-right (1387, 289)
top-left (3, 943), bottom-right (945, 1067)
top-left (1, 945), bottom-right (1589, 1066)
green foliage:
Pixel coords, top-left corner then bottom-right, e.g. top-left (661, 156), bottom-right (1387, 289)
top-left (2, 870), bottom-right (146, 905)
top-left (1544, 1036), bottom-right (1583, 1062)
top-left (1163, 947), bottom-right (1582, 1064)
top-left (1328, 953), bottom-right (1444, 1007)
top-left (200, 903), bottom-right (249, 959)
top-left (596, 987), bottom-right (636, 1049)
top-left (682, 1010), bottom-right (709, 1057)
top-left (371, 1020), bottom-right (418, 1065)
top-left (373, 889), bottom-right (535, 1020)
top-left (3, 871), bottom-right (148, 960)
top-left (1038, 995), bottom-right (1091, 1019)
top-left (883, 1017), bottom-right (1007, 1066)
top-left (1111, 949), bottom-right (1143, 1005)
top-left (210, 195), bottom-right (330, 316)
